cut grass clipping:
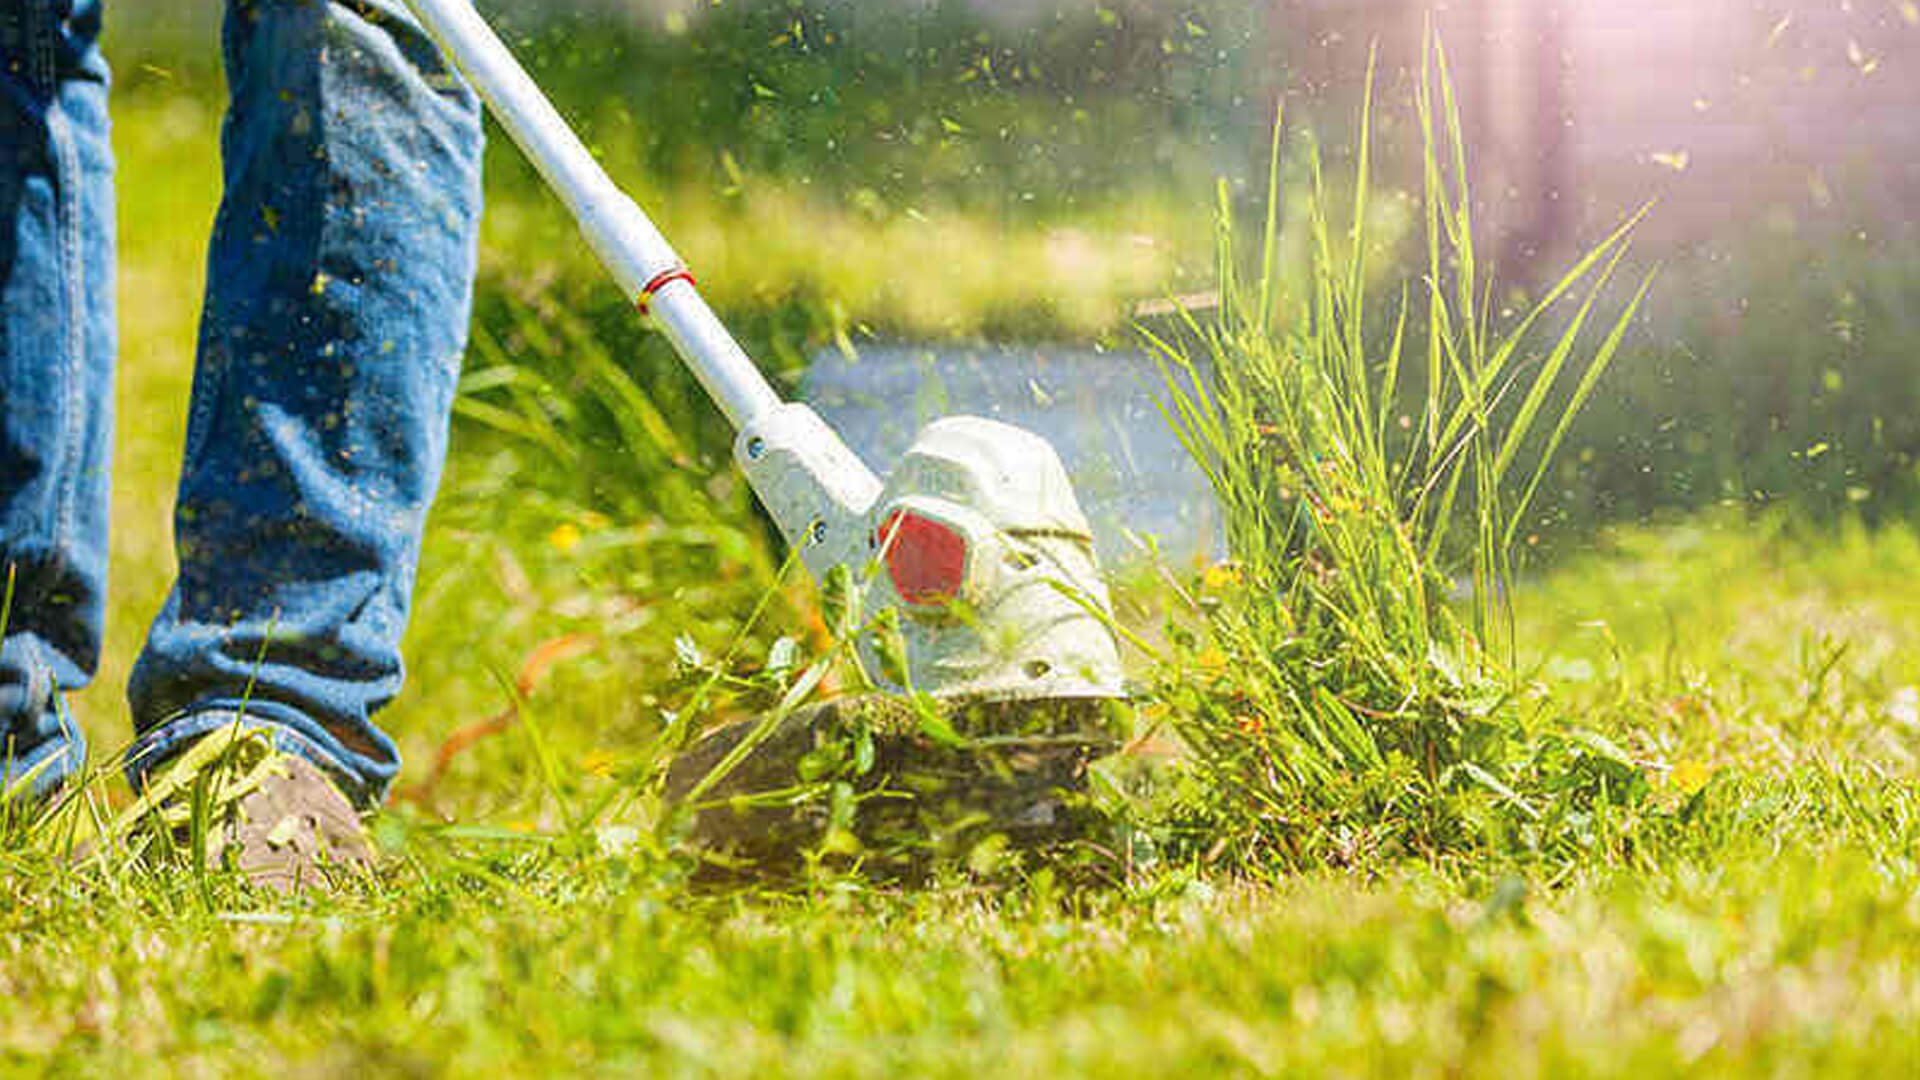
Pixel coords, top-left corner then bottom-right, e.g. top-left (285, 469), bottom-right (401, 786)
top-left (1132, 40), bottom-right (1658, 876)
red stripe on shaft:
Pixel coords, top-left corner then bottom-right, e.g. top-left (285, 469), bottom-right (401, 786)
top-left (636, 268), bottom-right (695, 315)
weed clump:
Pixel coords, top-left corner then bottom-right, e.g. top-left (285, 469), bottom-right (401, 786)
top-left (1132, 42), bottom-right (1656, 877)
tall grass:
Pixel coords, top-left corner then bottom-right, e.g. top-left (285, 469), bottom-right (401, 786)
top-left (1138, 39), bottom-right (1656, 873)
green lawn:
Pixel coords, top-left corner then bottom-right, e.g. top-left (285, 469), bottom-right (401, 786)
top-left (5, 513), bottom-right (1917, 1077)
top-left (1, 34), bottom-right (1916, 1080)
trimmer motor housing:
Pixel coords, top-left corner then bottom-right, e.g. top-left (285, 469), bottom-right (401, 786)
top-left (737, 406), bottom-right (1125, 703)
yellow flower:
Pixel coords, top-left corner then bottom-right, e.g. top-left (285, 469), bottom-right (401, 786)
top-left (1670, 758), bottom-right (1713, 795)
top-left (548, 522), bottom-right (583, 553)
top-left (1201, 561), bottom-right (1241, 592)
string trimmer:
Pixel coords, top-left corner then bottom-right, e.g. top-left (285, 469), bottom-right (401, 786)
top-left (403, 0), bottom-right (1128, 856)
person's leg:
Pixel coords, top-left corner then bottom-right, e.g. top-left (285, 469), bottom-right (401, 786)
top-left (0, 0), bottom-right (114, 802)
top-left (127, 0), bottom-right (483, 808)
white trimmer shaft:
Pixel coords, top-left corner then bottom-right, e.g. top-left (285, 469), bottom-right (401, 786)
top-left (402, 0), bottom-right (1124, 703)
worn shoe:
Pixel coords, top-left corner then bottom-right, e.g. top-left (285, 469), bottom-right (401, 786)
top-left (108, 726), bottom-right (374, 895)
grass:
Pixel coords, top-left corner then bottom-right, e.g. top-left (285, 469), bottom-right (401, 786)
top-left (1, 12), bottom-right (1916, 1079)
top-left (5, 520), bottom-right (1919, 1077)
top-left (1131, 45), bottom-right (1654, 875)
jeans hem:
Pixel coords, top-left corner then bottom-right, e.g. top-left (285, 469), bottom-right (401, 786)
top-left (125, 707), bottom-right (380, 810)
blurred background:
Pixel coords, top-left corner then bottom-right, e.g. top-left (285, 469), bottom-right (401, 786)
top-left (91, 1), bottom-right (1920, 793)
top-left (114, 0), bottom-right (1920, 540)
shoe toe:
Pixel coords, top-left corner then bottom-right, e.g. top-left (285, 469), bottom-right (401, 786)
top-left (227, 755), bottom-right (373, 895)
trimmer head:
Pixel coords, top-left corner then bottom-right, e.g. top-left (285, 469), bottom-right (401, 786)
top-left (737, 406), bottom-right (1126, 704)
top-left (402, 0), bottom-right (1127, 861)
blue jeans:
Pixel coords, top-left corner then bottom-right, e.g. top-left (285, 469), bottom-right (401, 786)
top-left (0, 0), bottom-right (484, 807)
